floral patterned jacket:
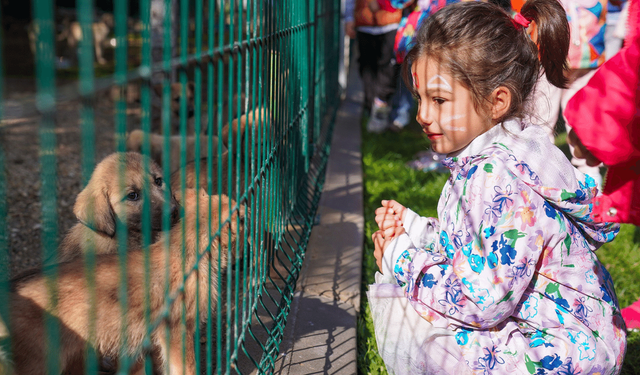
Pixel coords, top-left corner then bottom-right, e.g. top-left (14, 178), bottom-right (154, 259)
top-left (380, 121), bottom-right (626, 374)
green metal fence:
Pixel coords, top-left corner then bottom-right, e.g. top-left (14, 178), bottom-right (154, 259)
top-left (0, 0), bottom-right (343, 373)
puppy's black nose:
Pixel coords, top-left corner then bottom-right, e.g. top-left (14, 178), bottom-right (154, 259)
top-left (170, 202), bottom-right (179, 224)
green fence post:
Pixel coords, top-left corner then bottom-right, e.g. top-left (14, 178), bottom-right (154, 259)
top-left (76, 0), bottom-right (100, 373)
top-left (0, 3), bottom-right (9, 369)
top-left (31, 0), bottom-right (61, 372)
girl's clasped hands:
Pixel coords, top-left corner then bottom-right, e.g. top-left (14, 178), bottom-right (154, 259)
top-left (372, 199), bottom-right (406, 272)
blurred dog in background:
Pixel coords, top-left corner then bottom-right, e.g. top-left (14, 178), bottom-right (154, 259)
top-left (128, 105), bottom-right (269, 177)
top-left (125, 130), bottom-right (223, 175)
top-left (27, 11), bottom-right (114, 67)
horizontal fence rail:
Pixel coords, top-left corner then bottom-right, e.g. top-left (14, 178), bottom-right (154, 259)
top-left (0, 0), bottom-right (343, 373)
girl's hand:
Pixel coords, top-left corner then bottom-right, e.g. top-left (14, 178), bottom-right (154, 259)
top-left (372, 226), bottom-right (406, 273)
top-left (374, 199), bottom-right (407, 231)
top-left (567, 129), bottom-right (602, 167)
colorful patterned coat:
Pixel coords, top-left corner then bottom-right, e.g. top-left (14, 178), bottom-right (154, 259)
top-left (386, 0), bottom-right (458, 63)
top-left (560, 0), bottom-right (608, 68)
top-left (377, 121), bottom-right (626, 374)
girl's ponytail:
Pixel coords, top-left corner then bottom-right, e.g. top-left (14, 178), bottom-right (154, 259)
top-left (520, 0), bottom-right (570, 88)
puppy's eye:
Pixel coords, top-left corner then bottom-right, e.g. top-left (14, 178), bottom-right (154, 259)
top-left (154, 177), bottom-right (163, 187)
top-left (127, 192), bottom-right (140, 201)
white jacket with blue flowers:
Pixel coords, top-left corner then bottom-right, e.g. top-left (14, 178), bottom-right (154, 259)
top-left (379, 120), bottom-right (625, 374)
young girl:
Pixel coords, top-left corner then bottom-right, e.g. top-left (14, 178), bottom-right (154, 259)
top-left (369, 1), bottom-right (627, 374)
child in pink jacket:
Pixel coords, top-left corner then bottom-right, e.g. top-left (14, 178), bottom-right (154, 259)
top-left (564, 0), bottom-right (640, 329)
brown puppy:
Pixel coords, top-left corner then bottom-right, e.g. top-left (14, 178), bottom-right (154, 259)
top-left (218, 106), bottom-right (270, 150)
top-left (169, 107), bottom-right (271, 278)
top-left (126, 130), bottom-right (224, 175)
top-left (128, 106), bottom-right (269, 176)
top-left (55, 152), bottom-right (179, 264)
top-left (168, 106), bottom-right (270, 194)
top-left (151, 82), bottom-right (195, 134)
top-left (10, 189), bottom-right (243, 375)
top-left (169, 151), bottom-right (229, 195)
top-left (109, 82), bottom-right (195, 133)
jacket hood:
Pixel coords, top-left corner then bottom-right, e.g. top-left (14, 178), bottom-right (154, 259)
top-left (445, 119), bottom-right (619, 245)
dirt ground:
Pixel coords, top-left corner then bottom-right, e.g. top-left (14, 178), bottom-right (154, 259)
top-left (0, 16), bottom-right (119, 275)
top-left (2, 76), bottom-right (122, 276)
top-left (2, 75), bottom-right (255, 277)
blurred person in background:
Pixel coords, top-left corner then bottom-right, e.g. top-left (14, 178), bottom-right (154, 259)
top-left (345, 0), bottom-right (403, 133)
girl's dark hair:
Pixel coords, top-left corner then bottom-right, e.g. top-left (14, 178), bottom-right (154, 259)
top-left (402, 0), bottom-right (570, 123)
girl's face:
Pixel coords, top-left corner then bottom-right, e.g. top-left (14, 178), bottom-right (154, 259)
top-left (412, 57), bottom-right (493, 156)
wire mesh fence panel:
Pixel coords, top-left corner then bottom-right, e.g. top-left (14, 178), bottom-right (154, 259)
top-left (0, 0), bottom-right (343, 373)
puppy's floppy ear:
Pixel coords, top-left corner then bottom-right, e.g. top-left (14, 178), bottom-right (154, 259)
top-left (125, 129), bottom-right (144, 152)
top-left (74, 186), bottom-right (116, 237)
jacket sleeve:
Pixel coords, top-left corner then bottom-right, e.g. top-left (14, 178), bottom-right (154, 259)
top-left (380, 208), bottom-right (440, 277)
top-left (564, 33), bottom-right (640, 167)
top-left (384, 157), bottom-right (563, 329)
top-left (402, 208), bottom-right (440, 249)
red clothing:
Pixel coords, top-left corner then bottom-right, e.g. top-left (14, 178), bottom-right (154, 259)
top-left (563, 0), bottom-right (640, 225)
top-left (354, 0), bottom-right (402, 27)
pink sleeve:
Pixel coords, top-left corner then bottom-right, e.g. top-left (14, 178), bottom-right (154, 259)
top-left (564, 0), bottom-right (640, 167)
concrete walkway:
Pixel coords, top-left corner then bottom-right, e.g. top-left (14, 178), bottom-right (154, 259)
top-left (274, 61), bottom-right (365, 374)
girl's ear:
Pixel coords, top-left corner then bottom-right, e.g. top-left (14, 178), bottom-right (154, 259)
top-left (490, 86), bottom-right (511, 121)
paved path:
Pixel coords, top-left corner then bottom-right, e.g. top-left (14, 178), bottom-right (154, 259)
top-left (274, 59), bottom-right (365, 374)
